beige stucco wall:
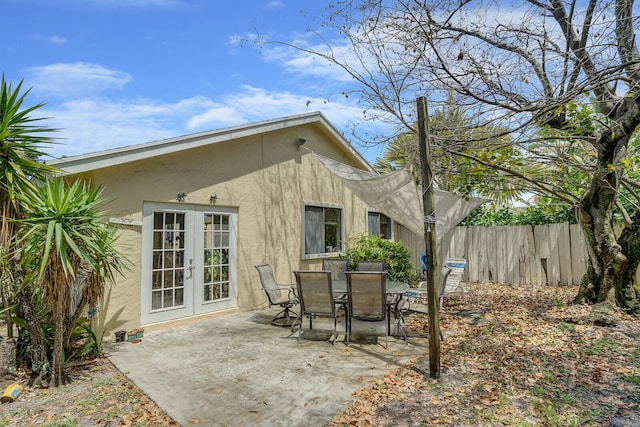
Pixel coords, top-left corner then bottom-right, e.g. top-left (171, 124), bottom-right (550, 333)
top-left (70, 123), bottom-right (374, 337)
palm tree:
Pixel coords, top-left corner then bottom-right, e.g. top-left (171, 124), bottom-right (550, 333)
top-left (374, 93), bottom-right (533, 205)
top-left (18, 178), bottom-right (128, 386)
top-left (0, 74), bottom-right (57, 376)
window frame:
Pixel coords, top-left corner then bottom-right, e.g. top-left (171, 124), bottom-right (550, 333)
top-left (367, 209), bottom-right (394, 240)
top-left (302, 201), bottom-right (346, 259)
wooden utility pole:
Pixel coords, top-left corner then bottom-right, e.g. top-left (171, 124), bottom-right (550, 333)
top-left (417, 96), bottom-right (440, 378)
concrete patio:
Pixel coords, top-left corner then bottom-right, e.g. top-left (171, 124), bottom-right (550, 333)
top-left (106, 308), bottom-right (430, 427)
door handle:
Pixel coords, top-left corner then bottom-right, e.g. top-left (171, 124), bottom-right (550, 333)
top-left (187, 258), bottom-right (195, 279)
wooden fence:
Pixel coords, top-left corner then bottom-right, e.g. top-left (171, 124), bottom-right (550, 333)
top-left (399, 222), bottom-right (589, 286)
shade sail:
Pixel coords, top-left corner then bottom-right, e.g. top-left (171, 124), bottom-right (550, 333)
top-left (313, 152), bottom-right (487, 237)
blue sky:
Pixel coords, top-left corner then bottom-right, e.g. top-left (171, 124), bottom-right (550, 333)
top-left (2, 0), bottom-right (387, 161)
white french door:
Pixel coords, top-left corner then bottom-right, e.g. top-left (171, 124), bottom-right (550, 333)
top-left (141, 202), bottom-right (238, 325)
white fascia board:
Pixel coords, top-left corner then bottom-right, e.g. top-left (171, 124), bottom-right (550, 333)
top-left (48, 111), bottom-right (375, 175)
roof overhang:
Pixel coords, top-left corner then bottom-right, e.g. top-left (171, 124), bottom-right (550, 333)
top-left (48, 111), bottom-right (374, 175)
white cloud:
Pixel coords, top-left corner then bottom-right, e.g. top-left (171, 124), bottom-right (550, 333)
top-left (186, 106), bottom-right (244, 129)
top-left (32, 33), bottom-right (68, 45)
top-left (47, 35), bottom-right (68, 45)
top-left (39, 98), bottom-right (178, 158)
top-left (252, 32), bottom-right (368, 84)
top-left (36, 84), bottom-right (377, 159)
top-left (184, 85), bottom-right (366, 131)
top-left (230, 29), bottom-right (357, 84)
top-left (25, 62), bottom-right (132, 98)
top-left (23, 59), bottom-right (387, 161)
top-left (264, 1), bottom-right (284, 10)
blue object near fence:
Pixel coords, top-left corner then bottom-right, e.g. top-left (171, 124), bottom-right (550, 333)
top-left (445, 260), bottom-right (466, 269)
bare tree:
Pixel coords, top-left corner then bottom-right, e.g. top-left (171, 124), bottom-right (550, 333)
top-left (277, 0), bottom-right (640, 313)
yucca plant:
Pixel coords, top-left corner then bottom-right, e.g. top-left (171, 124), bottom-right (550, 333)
top-left (0, 74), bottom-right (58, 376)
top-left (18, 178), bottom-right (128, 386)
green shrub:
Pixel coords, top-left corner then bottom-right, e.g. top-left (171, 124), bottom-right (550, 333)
top-left (460, 201), bottom-right (576, 226)
top-left (345, 235), bottom-right (418, 284)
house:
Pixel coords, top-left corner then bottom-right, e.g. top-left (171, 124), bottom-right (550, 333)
top-left (49, 111), bottom-right (421, 336)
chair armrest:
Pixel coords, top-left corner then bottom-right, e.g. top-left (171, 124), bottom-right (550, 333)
top-left (277, 285), bottom-right (296, 298)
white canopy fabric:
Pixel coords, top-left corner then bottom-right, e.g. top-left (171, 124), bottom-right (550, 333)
top-left (313, 152), bottom-right (487, 237)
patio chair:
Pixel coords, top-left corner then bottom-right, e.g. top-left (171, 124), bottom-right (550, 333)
top-left (322, 258), bottom-right (349, 282)
top-left (403, 266), bottom-right (452, 313)
top-left (356, 260), bottom-right (394, 310)
top-left (345, 271), bottom-right (388, 348)
top-left (255, 264), bottom-right (299, 327)
top-left (356, 260), bottom-right (385, 271)
top-left (400, 267), bottom-right (452, 341)
top-left (293, 270), bottom-right (346, 345)
top-left (444, 258), bottom-right (468, 300)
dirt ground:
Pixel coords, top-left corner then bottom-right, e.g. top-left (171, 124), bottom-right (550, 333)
top-left (1, 283), bottom-right (639, 427)
top-left (0, 356), bottom-right (177, 426)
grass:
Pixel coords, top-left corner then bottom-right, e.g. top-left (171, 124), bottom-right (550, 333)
top-left (48, 420), bottom-right (78, 427)
top-left (625, 374), bottom-right (640, 385)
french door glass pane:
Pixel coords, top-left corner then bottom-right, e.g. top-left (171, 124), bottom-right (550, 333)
top-left (151, 211), bottom-right (186, 310)
top-left (203, 213), bottom-right (231, 303)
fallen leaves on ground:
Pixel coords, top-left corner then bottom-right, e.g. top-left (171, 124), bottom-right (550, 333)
top-left (0, 357), bottom-right (178, 426)
top-left (2, 283), bottom-right (638, 427)
top-left (330, 282), bottom-right (640, 427)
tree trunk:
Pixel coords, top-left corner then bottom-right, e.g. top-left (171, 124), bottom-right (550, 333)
top-left (64, 286), bottom-right (89, 349)
top-left (52, 308), bottom-right (66, 387)
top-left (616, 215), bottom-right (640, 311)
top-left (0, 278), bottom-right (13, 339)
top-left (574, 92), bottom-right (640, 314)
top-left (17, 278), bottom-right (51, 380)
top-left (575, 162), bottom-right (640, 313)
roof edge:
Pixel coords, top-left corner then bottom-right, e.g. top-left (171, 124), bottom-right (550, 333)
top-left (48, 111), bottom-right (375, 174)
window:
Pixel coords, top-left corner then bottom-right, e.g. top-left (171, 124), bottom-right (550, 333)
top-left (303, 203), bottom-right (344, 256)
top-left (368, 211), bottom-right (393, 240)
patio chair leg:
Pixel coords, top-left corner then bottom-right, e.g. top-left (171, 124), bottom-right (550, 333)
top-left (296, 316), bottom-right (303, 343)
top-left (332, 317), bottom-right (337, 346)
top-left (383, 319), bottom-right (388, 349)
top-left (290, 315), bottom-right (297, 329)
top-left (344, 306), bottom-right (349, 345)
top-left (272, 306), bottom-right (298, 327)
top-left (346, 317), bottom-right (350, 346)
top-left (396, 310), bottom-right (407, 341)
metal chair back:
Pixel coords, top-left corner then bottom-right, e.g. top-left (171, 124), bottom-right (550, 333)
top-left (255, 264), bottom-right (298, 327)
top-left (345, 271), bottom-right (388, 347)
top-left (356, 260), bottom-right (385, 272)
top-left (322, 259), bottom-right (349, 282)
top-left (255, 264), bottom-right (287, 305)
top-left (293, 270), bottom-right (341, 344)
top-left (295, 271), bottom-right (335, 315)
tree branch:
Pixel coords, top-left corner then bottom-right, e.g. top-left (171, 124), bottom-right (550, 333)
top-left (444, 147), bottom-right (579, 205)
